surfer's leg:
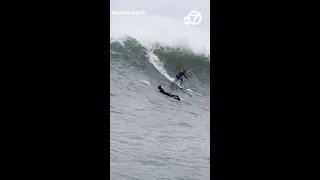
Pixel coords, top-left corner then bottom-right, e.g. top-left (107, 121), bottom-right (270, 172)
top-left (176, 75), bottom-right (180, 81)
top-left (165, 92), bottom-right (171, 96)
top-left (180, 78), bottom-right (183, 85)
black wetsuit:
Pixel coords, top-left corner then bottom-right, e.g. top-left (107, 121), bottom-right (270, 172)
top-left (159, 87), bottom-right (181, 101)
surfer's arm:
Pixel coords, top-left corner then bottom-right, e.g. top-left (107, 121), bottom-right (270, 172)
top-left (184, 75), bottom-right (188, 79)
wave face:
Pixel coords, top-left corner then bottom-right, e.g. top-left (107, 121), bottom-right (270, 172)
top-left (110, 2), bottom-right (210, 179)
top-left (110, 36), bottom-right (210, 95)
top-left (110, 35), bottom-right (210, 179)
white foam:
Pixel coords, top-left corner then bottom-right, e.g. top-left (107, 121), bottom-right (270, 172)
top-left (147, 49), bottom-right (175, 82)
top-left (111, 14), bottom-right (210, 56)
top-left (140, 80), bottom-right (151, 86)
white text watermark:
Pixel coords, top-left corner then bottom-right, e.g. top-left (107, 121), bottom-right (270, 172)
top-left (111, 11), bottom-right (146, 16)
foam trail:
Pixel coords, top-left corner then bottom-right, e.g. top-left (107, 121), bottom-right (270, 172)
top-left (140, 80), bottom-right (150, 86)
top-left (147, 49), bottom-right (175, 82)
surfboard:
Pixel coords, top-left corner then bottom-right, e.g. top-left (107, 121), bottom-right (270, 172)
top-left (174, 82), bottom-right (184, 89)
top-left (177, 84), bottom-right (183, 89)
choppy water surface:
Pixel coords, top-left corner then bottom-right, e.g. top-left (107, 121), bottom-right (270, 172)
top-left (110, 37), bottom-right (210, 180)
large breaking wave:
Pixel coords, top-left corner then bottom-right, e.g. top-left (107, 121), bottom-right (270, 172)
top-left (110, 36), bottom-right (210, 95)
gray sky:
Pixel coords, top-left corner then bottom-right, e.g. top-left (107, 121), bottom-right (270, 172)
top-left (110, 0), bottom-right (210, 31)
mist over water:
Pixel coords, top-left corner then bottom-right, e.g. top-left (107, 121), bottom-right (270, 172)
top-left (111, 0), bottom-right (210, 55)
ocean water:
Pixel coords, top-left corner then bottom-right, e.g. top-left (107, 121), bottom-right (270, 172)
top-left (110, 1), bottom-right (210, 179)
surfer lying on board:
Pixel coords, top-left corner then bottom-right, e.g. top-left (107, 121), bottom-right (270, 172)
top-left (158, 85), bottom-right (181, 101)
top-left (175, 70), bottom-right (188, 86)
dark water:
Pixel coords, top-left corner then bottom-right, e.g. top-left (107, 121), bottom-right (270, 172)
top-left (110, 36), bottom-right (210, 180)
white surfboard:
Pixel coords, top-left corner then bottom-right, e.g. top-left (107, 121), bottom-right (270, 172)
top-left (173, 81), bottom-right (184, 89)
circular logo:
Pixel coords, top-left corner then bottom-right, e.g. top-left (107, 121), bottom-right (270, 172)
top-left (184, 11), bottom-right (202, 25)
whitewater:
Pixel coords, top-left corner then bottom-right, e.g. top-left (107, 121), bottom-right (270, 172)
top-left (110, 1), bottom-right (210, 179)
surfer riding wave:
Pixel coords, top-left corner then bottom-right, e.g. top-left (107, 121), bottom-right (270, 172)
top-left (175, 70), bottom-right (188, 86)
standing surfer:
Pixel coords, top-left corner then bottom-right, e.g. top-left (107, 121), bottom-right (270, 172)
top-left (175, 70), bottom-right (188, 86)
